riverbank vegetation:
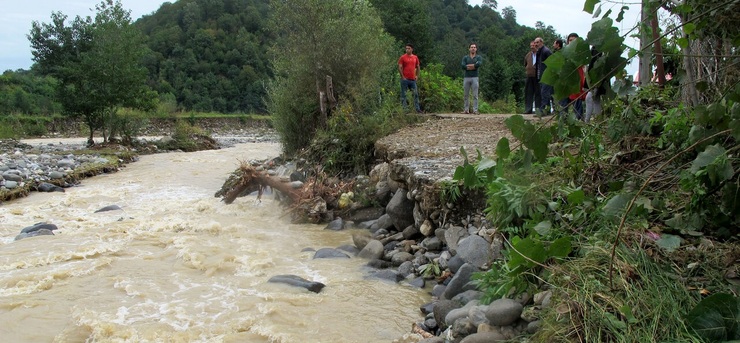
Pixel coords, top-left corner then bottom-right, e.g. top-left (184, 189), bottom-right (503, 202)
top-left (1, 0), bottom-right (737, 341)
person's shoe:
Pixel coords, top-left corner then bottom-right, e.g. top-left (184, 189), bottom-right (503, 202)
top-left (473, 111), bottom-right (479, 115)
top-left (523, 111), bottom-right (533, 114)
top-left (461, 110), bottom-right (469, 114)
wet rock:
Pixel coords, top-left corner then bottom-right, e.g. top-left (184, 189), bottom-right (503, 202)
top-left (485, 298), bottom-right (523, 326)
top-left (443, 263), bottom-right (478, 300)
top-left (367, 269), bottom-right (403, 283)
top-left (459, 331), bottom-right (507, 343)
top-left (267, 274), bottom-right (325, 293)
top-left (457, 235), bottom-right (493, 269)
top-left (36, 182), bottom-right (64, 192)
top-left (313, 248), bottom-right (350, 259)
top-left (434, 299), bottom-right (462, 330)
top-left (15, 229), bottom-right (55, 241)
top-left (357, 240), bottom-right (384, 260)
top-left (352, 232), bottom-right (372, 251)
top-left (385, 189), bottom-right (415, 230)
top-left (324, 217), bottom-right (345, 231)
top-left (94, 205), bottom-right (123, 213)
top-left (21, 222), bottom-right (59, 234)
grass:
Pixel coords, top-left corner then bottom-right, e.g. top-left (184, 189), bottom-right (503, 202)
top-left (534, 240), bottom-right (707, 343)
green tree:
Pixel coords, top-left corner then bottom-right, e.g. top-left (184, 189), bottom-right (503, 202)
top-left (267, 0), bottom-right (395, 154)
top-left (29, 0), bottom-right (155, 145)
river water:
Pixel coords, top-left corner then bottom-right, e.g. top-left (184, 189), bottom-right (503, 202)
top-left (0, 141), bottom-right (428, 342)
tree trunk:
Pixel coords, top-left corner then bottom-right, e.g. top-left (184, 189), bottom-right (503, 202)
top-left (680, 15), bottom-right (700, 107)
top-left (638, 0), bottom-right (653, 86)
top-left (651, 15), bottom-right (666, 86)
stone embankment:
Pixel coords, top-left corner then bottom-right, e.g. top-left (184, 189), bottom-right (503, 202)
top-left (312, 113), bottom-right (556, 342)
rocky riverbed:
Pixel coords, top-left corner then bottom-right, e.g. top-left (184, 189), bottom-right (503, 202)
top-left (4, 114), bottom-right (551, 342)
top-left (0, 128), bottom-right (279, 203)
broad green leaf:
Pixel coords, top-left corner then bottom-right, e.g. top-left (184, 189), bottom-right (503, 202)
top-left (534, 221), bottom-right (552, 236)
top-left (634, 196), bottom-right (653, 212)
top-left (548, 236), bottom-right (572, 258)
top-left (496, 137), bottom-right (511, 159)
top-left (603, 193), bottom-right (633, 218)
top-left (463, 164), bottom-right (477, 188)
top-left (507, 237), bottom-right (547, 271)
top-left (691, 145), bottom-right (727, 173)
top-left (453, 166), bottom-right (465, 180)
top-left (684, 22), bottom-right (696, 35)
top-left (605, 312), bottom-right (627, 330)
top-left (584, 0), bottom-right (600, 14)
top-left (656, 233), bottom-right (681, 252)
top-left (505, 115), bottom-right (527, 139)
top-left (677, 37), bottom-right (689, 49)
top-left (616, 6), bottom-right (629, 22)
top-left (567, 189), bottom-right (586, 205)
top-left (460, 146), bottom-right (469, 163)
top-left (620, 305), bottom-right (638, 324)
top-left (476, 158), bottom-right (497, 173)
top-left (686, 293), bottom-right (740, 341)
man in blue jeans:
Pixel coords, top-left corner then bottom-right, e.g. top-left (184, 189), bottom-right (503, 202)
top-left (461, 43), bottom-right (483, 114)
top-left (398, 43), bottom-right (422, 113)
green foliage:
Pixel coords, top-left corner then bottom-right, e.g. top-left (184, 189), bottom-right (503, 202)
top-left (0, 70), bottom-right (61, 116)
top-left (502, 114), bottom-right (554, 163)
top-left (304, 106), bottom-right (421, 175)
top-left (473, 235), bottom-right (572, 303)
top-left (267, 0), bottom-right (396, 156)
top-left (112, 108), bottom-right (150, 144)
top-left (420, 261), bottom-right (442, 279)
top-left (136, 0), bottom-right (271, 113)
top-left (417, 63), bottom-right (463, 113)
top-left (29, 0), bottom-right (156, 144)
top-left (686, 293), bottom-right (740, 342)
top-left (157, 120), bottom-right (207, 152)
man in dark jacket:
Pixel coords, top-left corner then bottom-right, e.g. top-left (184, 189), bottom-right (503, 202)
top-left (534, 37), bottom-right (553, 116)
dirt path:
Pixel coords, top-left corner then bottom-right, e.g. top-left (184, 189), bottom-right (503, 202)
top-left (375, 113), bottom-right (521, 180)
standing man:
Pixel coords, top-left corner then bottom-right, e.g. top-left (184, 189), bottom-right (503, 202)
top-left (534, 37), bottom-right (553, 116)
top-left (461, 43), bottom-right (483, 114)
top-left (523, 41), bottom-right (538, 114)
top-left (398, 43), bottom-right (422, 113)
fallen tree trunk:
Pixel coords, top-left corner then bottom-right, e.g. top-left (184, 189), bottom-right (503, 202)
top-left (221, 162), bottom-right (300, 204)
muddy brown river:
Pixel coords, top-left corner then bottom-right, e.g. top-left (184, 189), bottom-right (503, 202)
top-left (0, 141), bottom-right (428, 342)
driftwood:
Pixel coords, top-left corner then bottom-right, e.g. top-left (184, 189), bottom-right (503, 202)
top-left (222, 162), bottom-right (299, 204)
top-left (219, 161), bottom-right (357, 224)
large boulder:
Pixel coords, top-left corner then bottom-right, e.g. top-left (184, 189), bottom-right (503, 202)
top-left (385, 189), bottom-right (415, 231)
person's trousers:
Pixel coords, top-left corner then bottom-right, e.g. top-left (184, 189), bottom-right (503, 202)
top-left (539, 84), bottom-right (554, 115)
top-left (400, 79), bottom-right (421, 112)
top-left (463, 77), bottom-right (479, 113)
top-left (585, 90), bottom-right (602, 123)
top-left (524, 76), bottom-right (537, 113)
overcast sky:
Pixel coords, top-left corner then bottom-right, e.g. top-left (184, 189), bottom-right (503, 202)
top-left (0, 0), bottom-right (640, 72)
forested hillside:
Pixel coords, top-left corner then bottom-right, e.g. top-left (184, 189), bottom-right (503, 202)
top-left (1, 0), bottom-right (560, 116)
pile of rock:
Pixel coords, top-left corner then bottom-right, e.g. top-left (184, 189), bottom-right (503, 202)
top-left (302, 161), bottom-right (552, 342)
top-left (0, 139), bottom-right (119, 197)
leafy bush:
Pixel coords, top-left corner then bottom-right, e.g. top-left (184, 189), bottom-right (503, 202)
top-left (417, 63), bottom-right (463, 113)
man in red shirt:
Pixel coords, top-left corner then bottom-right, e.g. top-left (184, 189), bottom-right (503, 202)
top-left (398, 43), bottom-right (421, 113)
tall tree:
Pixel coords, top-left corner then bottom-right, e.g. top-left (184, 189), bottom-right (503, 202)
top-left (29, 0), bottom-right (155, 145)
top-left (267, 0), bottom-right (395, 154)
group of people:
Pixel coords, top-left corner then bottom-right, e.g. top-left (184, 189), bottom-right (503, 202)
top-left (524, 34), bottom-right (606, 122)
top-left (396, 37), bottom-right (605, 121)
top-left (397, 42), bottom-right (482, 115)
